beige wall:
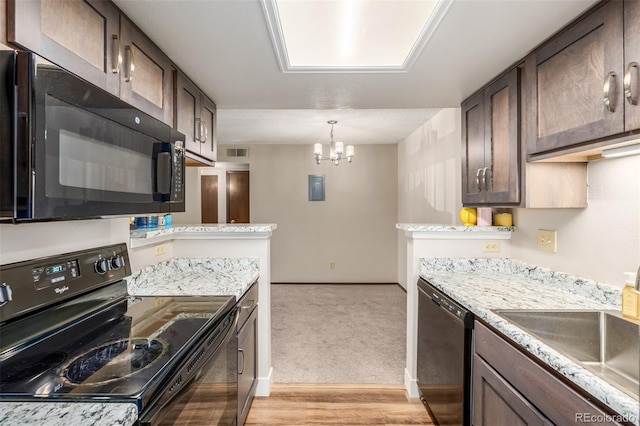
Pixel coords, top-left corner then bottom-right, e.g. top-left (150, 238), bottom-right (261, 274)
top-left (397, 108), bottom-right (462, 224)
top-left (0, 218), bottom-right (130, 264)
top-left (397, 108), bottom-right (640, 288)
top-left (510, 155), bottom-right (640, 287)
top-left (228, 143), bottom-right (398, 283)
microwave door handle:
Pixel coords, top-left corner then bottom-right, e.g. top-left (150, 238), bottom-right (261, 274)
top-left (155, 151), bottom-right (171, 198)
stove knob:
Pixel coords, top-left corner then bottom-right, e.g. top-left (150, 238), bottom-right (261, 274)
top-left (94, 259), bottom-right (110, 275)
top-left (110, 255), bottom-right (125, 270)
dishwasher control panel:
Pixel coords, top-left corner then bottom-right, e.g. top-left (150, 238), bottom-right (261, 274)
top-left (418, 278), bottom-right (474, 326)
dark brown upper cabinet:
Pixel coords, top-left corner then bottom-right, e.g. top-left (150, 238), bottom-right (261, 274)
top-left (119, 15), bottom-right (174, 126)
top-left (8, 0), bottom-right (174, 126)
top-left (525, 0), bottom-right (640, 158)
top-left (175, 71), bottom-right (217, 163)
top-left (624, 0), bottom-right (640, 131)
top-left (7, 0), bottom-right (121, 96)
top-left (462, 68), bottom-right (520, 206)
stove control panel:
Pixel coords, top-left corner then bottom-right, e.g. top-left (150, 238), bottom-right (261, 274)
top-left (32, 259), bottom-right (81, 290)
top-left (0, 243), bottom-right (131, 324)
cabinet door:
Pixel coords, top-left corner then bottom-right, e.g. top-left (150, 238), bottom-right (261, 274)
top-left (237, 309), bottom-right (257, 426)
top-left (119, 16), bottom-right (174, 126)
top-left (200, 97), bottom-right (217, 162)
top-left (461, 90), bottom-right (486, 204)
top-left (8, 0), bottom-right (120, 96)
top-left (473, 354), bottom-right (551, 426)
top-left (484, 68), bottom-right (520, 204)
top-left (175, 71), bottom-right (200, 154)
top-left (624, 0), bottom-right (640, 130)
top-left (526, 0), bottom-right (624, 155)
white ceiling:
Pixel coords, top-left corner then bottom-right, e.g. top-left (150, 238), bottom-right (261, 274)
top-left (113, 0), bottom-right (598, 146)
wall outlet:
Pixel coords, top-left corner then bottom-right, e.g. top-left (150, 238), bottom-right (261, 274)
top-left (328, 261), bottom-right (335, 269)
top-left (482, 241), bottom-right (500, 252)
top-left (537, 229), bottom-right (557, 253)
top-left (154, 244), bottom-right (166, 256)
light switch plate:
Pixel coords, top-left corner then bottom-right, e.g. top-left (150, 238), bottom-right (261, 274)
top-left (537, 229), bottom-right (557, 253)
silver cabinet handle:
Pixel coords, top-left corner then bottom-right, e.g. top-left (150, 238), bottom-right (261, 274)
top-left (199, 120), bottom-right (206, 143)
top-left (481, 167), bottom-right (489, 191)
top-left (202, 121), bottom-right (208, 143)
top-left (195, 119), bottom-right (202, 142)
top-left (603, 71), bottom-right (617, 112)
top-left (238, 349), bottom-right (245, 375)
top-left (231, 220), bottom-right (235, 224)
top-left (0, 283), bottom-right (12, 307)
top-left (239, 299), bottom-right (256, 311)
top-left (475, 168), bottom-right (483, 191)
top-left (111, 35), bottom-right (121, 74)
top-left (624, 62), bottom-right (638, 105)
top-left (124, 45), bottom-right (135, 83)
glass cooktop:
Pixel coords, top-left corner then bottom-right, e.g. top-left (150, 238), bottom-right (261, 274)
top-left (0, 290), bottom-right (234, 402)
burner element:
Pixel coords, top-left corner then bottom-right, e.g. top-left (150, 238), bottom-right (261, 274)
top-left (0, 352), bottom-right (67, 383)
top-left (62, 338), bottom-right (165, 386)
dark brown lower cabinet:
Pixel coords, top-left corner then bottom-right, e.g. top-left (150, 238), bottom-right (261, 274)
top-left (237, 283), bottom-right (258, 426)
top-left (473, 354), bottom-right (550, 426)
top-left (474, 321), bottom-right (624, 426)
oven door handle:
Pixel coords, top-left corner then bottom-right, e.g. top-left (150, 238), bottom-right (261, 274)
top-left (137, 309), bottom-right (238, 426)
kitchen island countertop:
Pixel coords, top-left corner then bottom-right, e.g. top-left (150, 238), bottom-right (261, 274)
top-left (127, 257), bottom-right (260, 299)
top-left (130, 223), bottom-right (277, 248)
top-left (420, 257), bottom-right (637, 424)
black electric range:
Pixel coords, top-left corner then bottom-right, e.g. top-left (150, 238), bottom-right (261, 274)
top-left (0, 243), bottom-right (237, 423)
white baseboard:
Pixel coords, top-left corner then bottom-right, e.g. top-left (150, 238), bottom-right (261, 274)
top-left (404, 368), bottom-right (420, 398)
top-left (255, 367), bottom-right (274, 397)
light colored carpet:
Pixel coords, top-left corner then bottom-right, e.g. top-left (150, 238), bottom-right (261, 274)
top-left (271, 284), bottom-right (406, 384)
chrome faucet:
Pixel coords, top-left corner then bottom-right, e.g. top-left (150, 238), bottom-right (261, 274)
top-left (636, 265), bottom-right (640, 291)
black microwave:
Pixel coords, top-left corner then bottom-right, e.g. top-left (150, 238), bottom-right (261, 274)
top-left (0, 50), bottom-right (185, 222)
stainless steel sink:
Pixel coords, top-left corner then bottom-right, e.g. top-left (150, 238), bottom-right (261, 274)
top-left (492, 309), bottom-right (639, 400)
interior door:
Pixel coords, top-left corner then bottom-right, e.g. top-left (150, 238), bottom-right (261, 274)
top-left (201, 175), bottom-right (218, 223)
top-left (227, 171), bottom-right (250, 224)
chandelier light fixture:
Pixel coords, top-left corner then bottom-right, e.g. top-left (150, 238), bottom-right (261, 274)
top-left (314, 120), bottom-right (354, 165)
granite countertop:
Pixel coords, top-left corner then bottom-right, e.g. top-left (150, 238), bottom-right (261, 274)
top-left (127, 257), bottom-right (260, 299)
top-left (0, 402), bottom-right (138, 426)
top-left (130, 223), bottom-right (277, 240)
top-left (420, 258), bottom-right (638, 424)
top-left (1, 258), bottom-right (259, 424)
top-left (396, 223), bottom-right (515, 233)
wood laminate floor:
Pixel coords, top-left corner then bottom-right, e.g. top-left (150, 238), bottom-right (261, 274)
top-left (244, 384), bottom-right (434, 425)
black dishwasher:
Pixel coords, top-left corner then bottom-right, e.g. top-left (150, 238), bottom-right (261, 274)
top-left (417, 278), bottom-right (474, 426)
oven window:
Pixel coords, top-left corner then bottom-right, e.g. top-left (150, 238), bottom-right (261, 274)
top-left (58, 129), bottom-right (151, 194)
top-left (44, 95), bottom-right (159, 202)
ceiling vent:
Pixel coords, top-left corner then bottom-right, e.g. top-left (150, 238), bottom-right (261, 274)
top-left (226, 148), bottom-right (249, 158)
